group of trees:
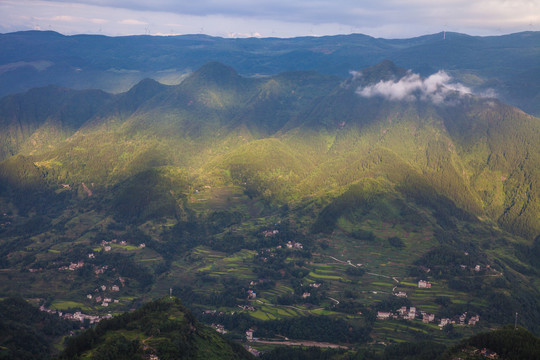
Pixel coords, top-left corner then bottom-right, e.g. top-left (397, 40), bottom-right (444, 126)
top-left (0, 297), bottom-right (77, 360)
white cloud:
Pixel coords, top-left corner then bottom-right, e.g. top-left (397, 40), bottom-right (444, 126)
top-left (227, 32), bottom-right (262, 38)
top-left (356, 70), bottom-right (472, 104)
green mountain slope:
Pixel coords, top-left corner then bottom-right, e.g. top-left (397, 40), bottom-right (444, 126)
top-left (0, 297), bottom-right (76, 360)
top-left (0, 86), bottom-right (113, 160)
top-left (0, 61), bottom-right (539, 353)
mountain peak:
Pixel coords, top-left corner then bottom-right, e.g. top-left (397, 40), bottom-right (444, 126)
top-left (126, 78), bottom-right (167, 98)
top-left (356, 60), bottom-right (408, 83)
top-left (187, 61), bottom-right (241, 87)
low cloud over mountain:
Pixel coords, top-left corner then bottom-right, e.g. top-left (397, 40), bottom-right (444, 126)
top-left (356, 70), bottom-right (472, 104)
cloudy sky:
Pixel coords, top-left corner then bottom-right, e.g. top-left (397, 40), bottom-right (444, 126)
top-left (1, 0), bottom-right (538, 38)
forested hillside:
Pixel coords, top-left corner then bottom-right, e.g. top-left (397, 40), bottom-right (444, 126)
top-left (0, 60), bottom-right (539, 357)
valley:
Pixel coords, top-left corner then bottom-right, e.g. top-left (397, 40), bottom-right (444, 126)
top-left (0, 55), bottom-right (539, 358)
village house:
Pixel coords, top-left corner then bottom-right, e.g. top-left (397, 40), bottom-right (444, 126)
top-left (468, 315), bottom-right (480, 326)
top-left (398, 306), bottom-right (408, 316)
top-left (211, 324), bottom-right (227, 334)
top-left (100, 285), bottom-right (107, 291)
top-left (377, 311), bottom-right (392, 320)
top-left (138, 243), bottom-right (146, 248)
top-left (418, 280), bottom-right (432, 288)
top-left (246, 329), bottom-right (254, 340)
top-left (87, 294), bottom-right (92, 299)
top-left (247, 290), bottom-right (256, 299)
top-left (120, 240), bottom-right (127, 245)
top-left (439, 318), bottom-right (451, 327)
top-left (309, 283), bottom-right (321, 288)
top-left (395, 291), bottom-right (407, 297)
top-left (88, 253), bottom-right (95, 259)
top-left (422, 313), bottom-right (435, 323)
top-left (111, 285), bottom-right (120, 292)
top-left (459, 312), bottom-right (467, 325)
top-left (475, 265), bottom-right (481, 271)
top-left (302, 292), bottom-right (311, 299)
top-left (408, 307), bottom-right (416, 320)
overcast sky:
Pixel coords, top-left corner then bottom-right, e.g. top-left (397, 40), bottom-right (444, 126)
top-left (1, 0), bottom-right (538, 38)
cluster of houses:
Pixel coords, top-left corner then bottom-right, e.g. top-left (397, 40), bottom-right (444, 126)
top-left (58, 260), bottom-right (85, 271)
top-left (87, 282), bottom-right (122, 307)
top-left (439, 313), bottom-right (480, 327)
top-left (284, 241), bottom-right (303, 249)
top-left (203, 309), bottom-right (232, 315)
top-left (244, 345), bottom-right (261, 357)
top-left (93, 264), bottom-right (108, 275)
top-left (262, 229), bottom-right (279, 237)
top-left (377, 306), bottom-right (432, 322)
top-left (211, 323), bottom-right (227, 334)
top-left (377, 306), bottom-right (480, 327)
top-left (39, 304), bottom-right (112, 325)
top-left (459, 264), bottom-right (485, 272)
top-left (418, 280), bottom-right (432, 288)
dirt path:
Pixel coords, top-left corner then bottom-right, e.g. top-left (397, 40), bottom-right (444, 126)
top-left (328, 255), bottom-right (358, 267)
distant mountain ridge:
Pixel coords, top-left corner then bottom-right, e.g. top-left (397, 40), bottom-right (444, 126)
top-left (1, 30), bottom-right (539, 115)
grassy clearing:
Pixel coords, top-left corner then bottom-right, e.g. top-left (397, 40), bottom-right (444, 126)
top-left (307, 272), bottom-right (343, 280)
top-left (51, 300), bottom-right (91, 311)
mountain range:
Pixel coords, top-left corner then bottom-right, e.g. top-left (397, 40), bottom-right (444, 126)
top-left (1, 30), bottom-right (539, 116)
top-left (0, 30), bottom-right (539, 358)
